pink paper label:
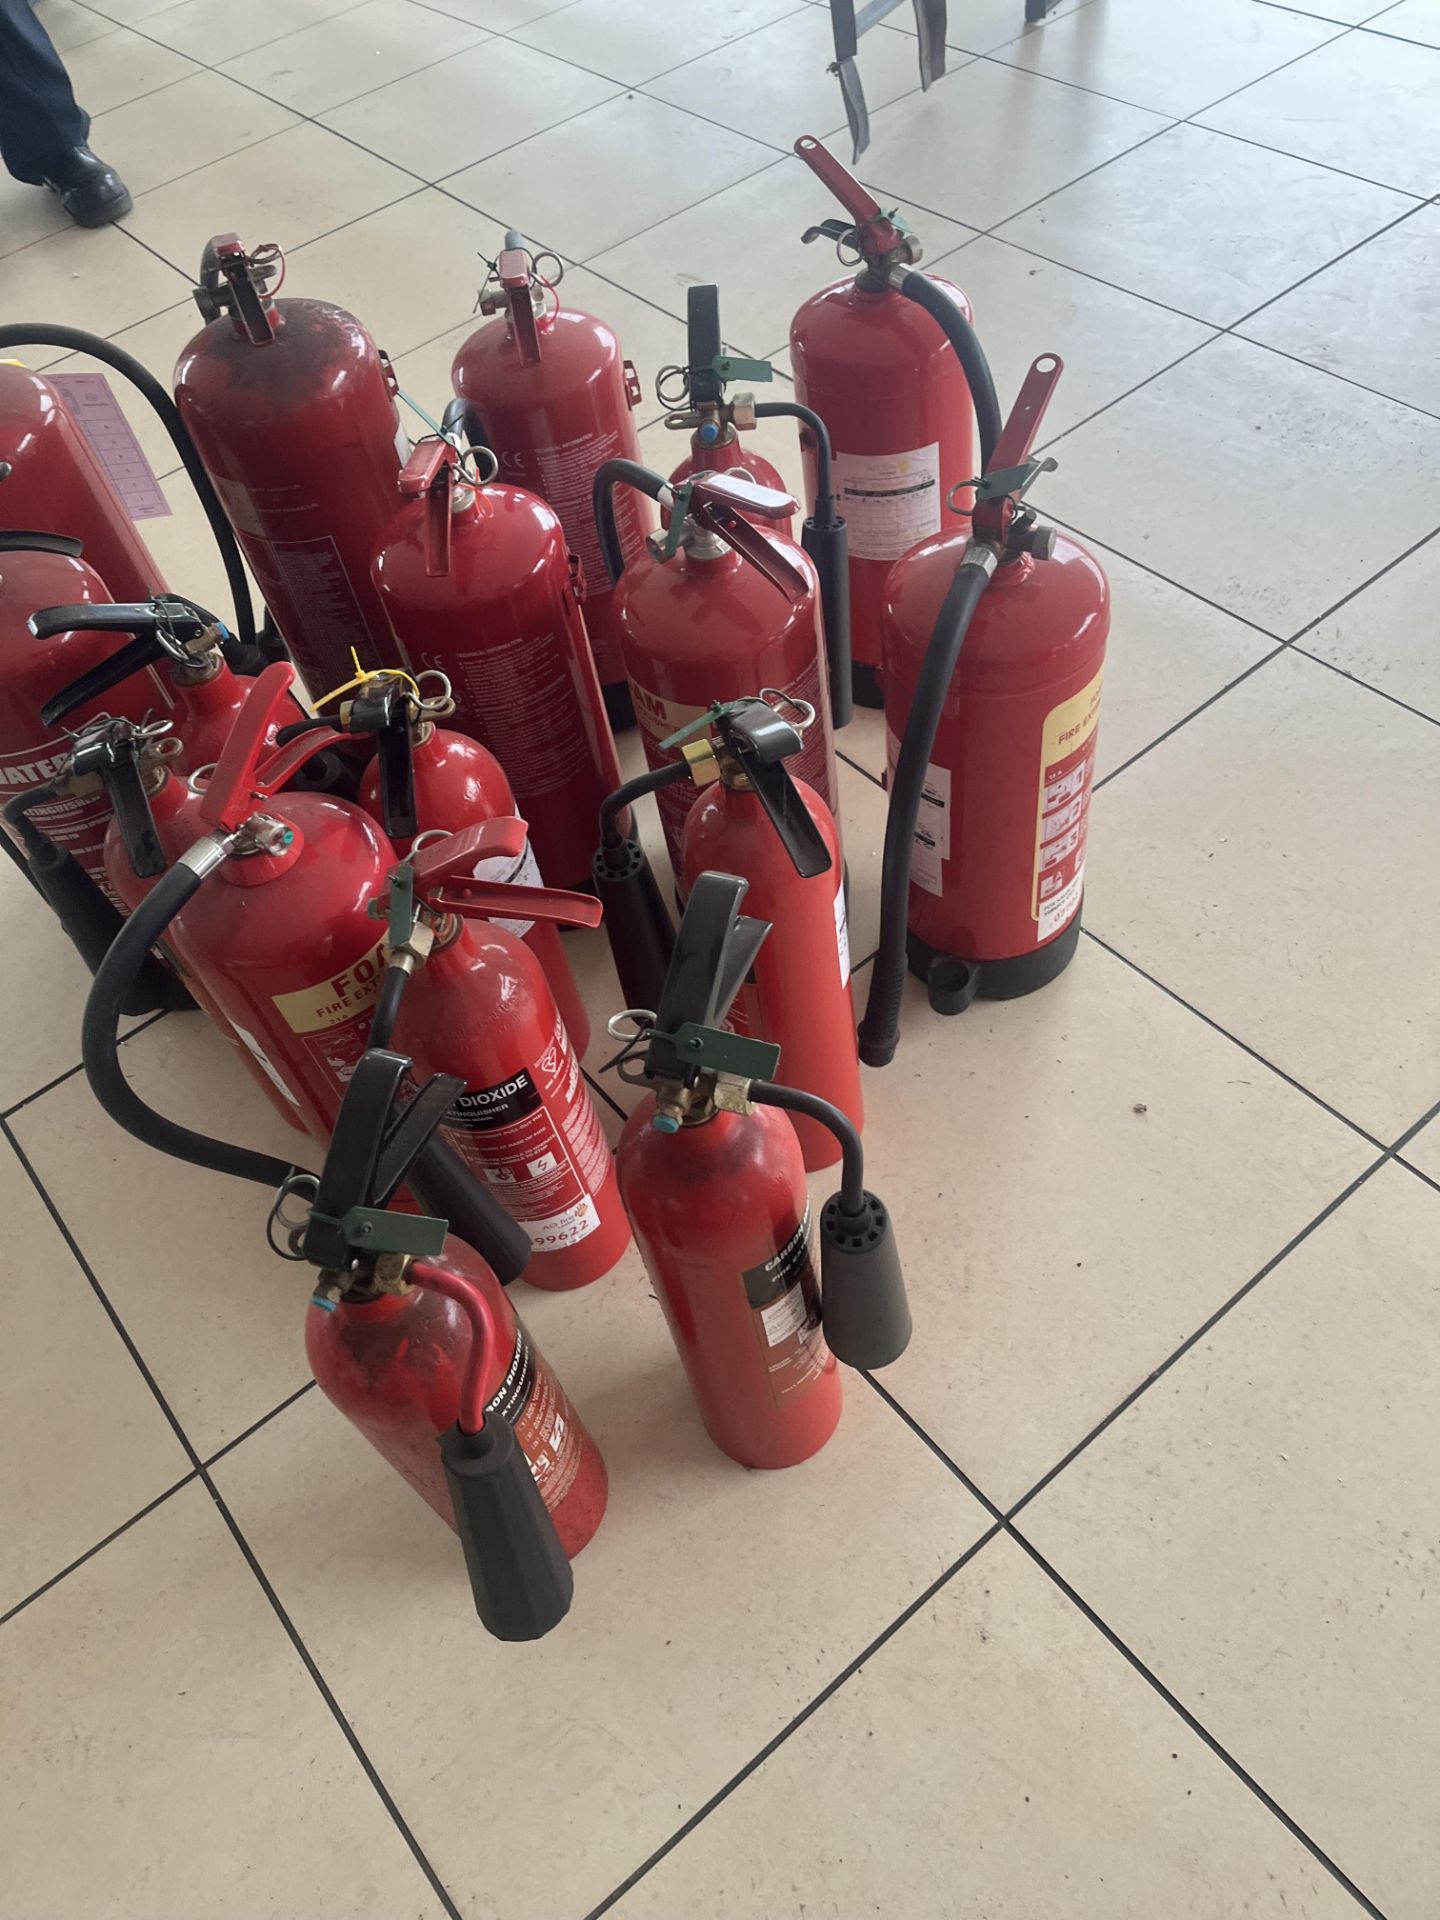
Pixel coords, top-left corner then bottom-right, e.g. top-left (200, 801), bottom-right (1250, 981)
top-left (48, 372), bottom-right (170, 520)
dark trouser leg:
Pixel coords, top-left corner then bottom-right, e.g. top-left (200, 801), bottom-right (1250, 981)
top-left (0, 0), bottom-right (90, 185)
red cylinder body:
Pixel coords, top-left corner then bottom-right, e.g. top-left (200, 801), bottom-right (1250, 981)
top-left (370, 483), bottom-right (621, 890)
top-left (451, 302), bottom-right (651, 688)
top-left (357, 722), bottom-right (591, 1054)
top-left (681, 776), bottom-right (859, 1172)
top-left (305, 1234), bottom-right (607, 1557)
top-left (390, 921), bottom-right (628, 1291)
top-left (616, 541), bottom-right (838, 869)
top-left (165, 795), bottom-right (393, 1141)
top-left (0, 364), bottom-right (165, 605)
top-left (882, 534), bottom-right (1109, 974)
top-left (617, 1097), bottom-right (841, 1467)
top-left (102, 770), bottom-right (309, 1130)
top-left (0, 544), bottom-right (171, 893)
top-left (174, 297), bottom-right (409, 700)
top-left (789, 275), bottom-right (975, 682)
top-left (667, 431), bottom-right (794, 537)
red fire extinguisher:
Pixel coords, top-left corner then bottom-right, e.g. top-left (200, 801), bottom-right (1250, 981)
top-left (594, 692), bottom-right (860, 1172)
top-left (789, 133), bottom-right (998, 709)
top-left (363, 819), bottom-right (631, 1292)
top-left (306, 664), bottom-right (592, 1053)
top-left (370, 437), bottom-right (621, 891)
top-left (297, 1049), bottom-right (606, 1637)
top-left (610, 873), bottom-right (909, 1470)
top-left (861, 354), bottom-right (1109, 1066)
top-left (450, 233), bottom-right (651, 717)
top-left (174, 234), bottom-right (412, 698)
top-left (592, 464), bottom-right (838, 870)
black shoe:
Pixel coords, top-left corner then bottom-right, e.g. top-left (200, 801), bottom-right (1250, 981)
top-left (44, 147), bottom-right (133, 228)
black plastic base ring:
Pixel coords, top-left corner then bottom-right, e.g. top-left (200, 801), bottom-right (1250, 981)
top-left (905, 906), bottom-right (1083, 1009)
top-left (851, 661), bottom-right (883, 709)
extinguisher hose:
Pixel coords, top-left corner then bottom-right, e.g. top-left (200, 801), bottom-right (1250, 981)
top-left (858, 553), bottom-right (995, 1068)
top-left (368, 962), bottom-right (409, 1049)
top-left (0, 324), bottom-right (259, 653)
top-left (409, 1260), bottom-right (495, 1433)
top-left (753, 398), bottom-right (851, 728)
top-left (753, 401), bottom-right (834, 517)
top-left (598, 760), bottom-right (690, 855)
top-left (887, 274), bottom-right (1002, 471)
top-left (750, 1080), bottom-right (865, 1217)
top-left (82, 854), bottom-right (301, 1190)
top-left (593, 458), bottom-right (667, 586)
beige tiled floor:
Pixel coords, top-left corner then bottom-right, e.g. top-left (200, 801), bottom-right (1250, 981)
top-left (2, 0), bottom-right (1438, 1914)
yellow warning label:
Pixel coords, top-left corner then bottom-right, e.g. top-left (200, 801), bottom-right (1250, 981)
top-left (1033, 668), bottom-right (1103, 937)
top-left (271, 939), bottom-right (386, 1033)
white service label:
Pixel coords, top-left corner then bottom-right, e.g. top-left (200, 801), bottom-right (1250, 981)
top-left (834, 442), bottom-right (942, 561)
top-left (886, 726), bottom-right (949, 897)
top-left (834, 873), bottom-right (851, 988)
top-left (471, 838), bottom-right (544, 938)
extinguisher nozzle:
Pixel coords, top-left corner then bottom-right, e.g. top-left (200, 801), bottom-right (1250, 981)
top-left (440, 1419), bottom-right (574, 1641)
top-left (819, 1191), bottom-right (911, 1370)
top-left (591, 837), bottom-right (676, 1014)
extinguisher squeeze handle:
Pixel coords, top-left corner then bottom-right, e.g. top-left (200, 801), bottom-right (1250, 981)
top-left (39, 633), bottom-right (166, 727)
top-left (647, 873), bottom-right (772, 1083)
top-left (498, 239), bottom-right (543, 369)
top-left (70, 722), bottom-right (166, 879)
top-left (793, 135), bottom-right (906, 259)
top-left (410, 816), bottom-right (530, 886)
top-left (199, 660), bottom-right (317, 829)
top-left (398, 438), bottom-right (461, 578)
top-left (408, 818), bottom-right (604, 926)
top-left (37, 595), bottom-right (228, 727)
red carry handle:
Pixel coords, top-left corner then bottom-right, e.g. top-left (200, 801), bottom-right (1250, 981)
top-left (498, 234), bottom-right (543, 369)
top-left (684, 472), bottom-right (810, 604)
top-left (198, 662), bottom-right (343, 828)
top-left (399, 438), bottom-right (460, 578)
top-left (793, 135), bottom-right (906, 262)
top-left (971, 353), bottom-right (1065, 545)
top-left (411, 817), bottom-right (530, 885)
top-left (412, 820), bottom-right (604, 928)
top-left (197, 233), bottom-right (277, 346)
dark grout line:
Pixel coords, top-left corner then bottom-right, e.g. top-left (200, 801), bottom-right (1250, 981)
top-left (1042, 509), bottom-right (1288, 640)
top-left (1094, 646), bottom-right (1289, 790)
top-left (582, 1522), bottom-right (1005, 1918)
top-left (1286, 524), bottom-right (1440, 645)
top-left (838, 746), bottom-right (885, 790)
top-left (1225, 193), bottom-right (1433, 335)
top-left (1081, 928), bottom-right (1389, 1150)
top-left (863, 1373), bottom-right (1005, 1520)
top-left (1396, 1154), bottom-right (1440, 1197)
top-left (0, 1008), bottom-right (171, 1124)
top-left (1387, 1093), bottom-right (1440, 1156)
top-left (201, 1379), bottom-right (318, 1468)
top-left (0, 1473), bottom-right (198, 1628)
top-left (1005, 1525), bottom-right (1390, 1918)
top-left (1288, 641), bottom-right (1440, 731)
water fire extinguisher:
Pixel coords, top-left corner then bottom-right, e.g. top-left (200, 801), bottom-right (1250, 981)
top-left (296, 1049), bottom-right (606, 1637)
top-left (594, 692), bottom-right (860, 1172)
top-left (0, 347), bottom-right (259, 661)
top-left (370, 436), bottom-right (621, 891)
top-left (608, 872), bottom-right (909, 1470)
top-left (659, 285), bottom-right (853, 726)
top-left (789, 133), bottom-right (999, 708)
top-left (861, 354), bottom-right (1109, 1066)
top-left (592, 464), bottom-right (838, 870)
top-left (292, 664), bottom-right (592, 1052)
top-left (450, 232), bottom-right (651, 721)
top-left (79, 659), bottom-right (533, 1286)
top-left (362, 818), bottom-right (632, 1292)
top-left (174, 234), bottom-right (412, 697)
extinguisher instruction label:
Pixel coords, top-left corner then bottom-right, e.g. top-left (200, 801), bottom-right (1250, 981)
top-left (886, 726), bottom-right (950, 898)
top-left (488, 1317), bottom-right (583, 1511)
top-left (272, 938), bottom-right (386, 1097)
top-left (742, 1210), bottom-right (829, 1406)
top-left (1034, 668), bottom-right (1102, 941)
top-left (529, 424), bottom-right (647, 584)
top-left (444, 1016), bottom-right (607, 1251)
top-left (440, 629), bottom-right (596, 799)
top-left (834, 443), bottom-right (941, 562)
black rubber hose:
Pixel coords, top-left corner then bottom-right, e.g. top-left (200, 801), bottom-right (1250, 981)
top-left (889, 275), bottom-right (1001, 471)
top-left (368, 963), bottom-right (409, 1049)
top-left (272, 716), bottom-right (334, 746)
top-left (3, 784), bottom-right (57, 862)
top-left (753, 401), bottom-right (833, 515)
top-left (592, 458), bottom-right (666, 587)
top-left (599, 761), bottom-right (690, 853)
top-left (858, 557), bottom-right (993, 1069)
top-left (751, 1080), bottom-right (865, 1216)
top-left (83, 856), bottom-right (302, 1188)
top-left (755, 399), bottom-right (851, 727)
top-left (0, 324), bottom-right (259, 652)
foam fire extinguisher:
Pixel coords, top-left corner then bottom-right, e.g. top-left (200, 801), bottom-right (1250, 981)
top-left (659, 285), bottom-right (853, 727)
top-left (291, 664), bottom-right (592, 1052)
top-left (78, 659), bottom-right (534, 1286)
top-left (592, 465), bottom-right (838, 869)
top-left (450, 232), bottom-right (651, 720)
top-left (174, 234), bottom-right (412, 697)
top-left (370, 436), bottom-right (621, 891)
top-left (862, 353), bottom-right (1109, 1065)
top-left (362, 818), bottom-right (632, 1292)
top-left (295, 1049), bottom-right (606, 1637)
top-left (608, 873), bottom-right (909, 1469)
top-left (0, 347), bottom-right (259, 661)
top-left (594, 692), bottom-right (860, 1171)
top-left (789, 133), bottom-right (999, 708)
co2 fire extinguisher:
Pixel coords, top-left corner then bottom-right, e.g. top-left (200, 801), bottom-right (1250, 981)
top-left (608, 873), bottom-right (909, 1470)
top-left (296, 664), bottom-right (591, 1052)
top-left (450, 232), bottom-right (651, 719)
top-left (370, 437), bottom-right (621, 891)
top-left (789, 133), bottom-right (999, 708)
top-left (659, 285), bottom-right (853, 726)
top-left (592, 464), bottom-right (838, 869)
top-left (295, 1049), bottom-right (606, 1638)
top-left (363, 819), bottom-right (631, 1292)
top-left (174, 234), bottom-right (412, 696)
top-left (862, 354), bottom-right (1109, 1066)
top-left (594, 692), bottom-right (860, 1172)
